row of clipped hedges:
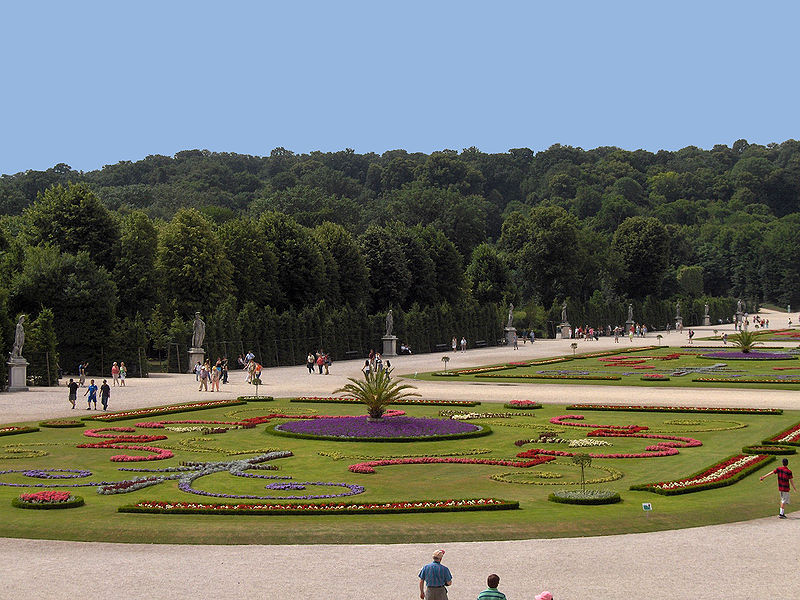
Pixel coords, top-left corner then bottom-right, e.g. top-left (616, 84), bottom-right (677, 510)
top-left (265, 422), bottom-right (493, 443)
top-left (118, 498), bottom-right (519, 515)
top-left (548, 490), bottom-right (621, 505)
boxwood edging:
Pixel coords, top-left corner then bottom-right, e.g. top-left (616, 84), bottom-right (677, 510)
top-left (566, 404), bottom-right (783, 415)
top-left (238, 396), bottom-right (275, 402)
top-left (0, 426), bottom-right (39, 437)
top-left (12, 496), bottom-right (84, 510)
top-left (82, 400), bottom-right (247, 422)
top-left (630, 453), bottom-right (775, 496)
top-left (39, 420), bottom-right (85, 428)
top-left (743, 445), bottom-right (796, 455)
top-left (289, 397), bottom-right (481, 407)
top-left (265, 422), bottom-right (493, 443)
top-left (548, 490), bottom-right (621, 505)
top-left (118, 497), bottom-right (519, 515)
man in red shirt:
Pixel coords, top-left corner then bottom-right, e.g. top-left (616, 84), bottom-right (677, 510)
top-left (760, 458), bottom-right (797, 518)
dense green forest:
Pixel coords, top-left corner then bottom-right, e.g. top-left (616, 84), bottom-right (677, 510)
top-left (0, 139), bottom-right (798, 384)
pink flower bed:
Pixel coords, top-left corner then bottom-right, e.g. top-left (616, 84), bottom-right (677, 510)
top-left (19, 490), bottom-right (72, 503)
top-left (550, 415), bottom-right (648, 432)
top-left (632, 453), bottom-right (772, 494)
top-left (348, 455), bottom-right (555, 474)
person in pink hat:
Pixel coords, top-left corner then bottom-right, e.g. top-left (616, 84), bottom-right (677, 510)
top-left (535, 592), bottom-right (553, 600)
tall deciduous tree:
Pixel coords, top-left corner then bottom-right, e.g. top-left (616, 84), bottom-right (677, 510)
top-left (359, 225), bottom-right (412, 312)
top-left (611, 216), bottom-right (670, 298)
top-left (24, 183), bottom-right (120, 270)
top-left (218, 217), bottom-right (283, 307)
top-left (157, 208), bottom-right (233, 316)
top-left (466, 243), bottom-right (514, 304)
top-left (313, 222), bottom-right (369, 307)
top-left (116, 211), bottom-right (158, 318)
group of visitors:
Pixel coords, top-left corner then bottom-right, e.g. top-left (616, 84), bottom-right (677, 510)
top-left (66, 377), bottom-right (111, 411)
top-left (363, 349), bottom-right (390, 377)
top-left (451, 336), bottom-right (467, 352)
top-left (306, 350), bottom-right (332, 375)
top-left (195, 358), bottom-right (229, 391)
top-left (110, 361), bottom-right (127, 386)
top-left (418, 549), bottom-right (552, 600)
top-left (399, 342), bottom-right (413, 355)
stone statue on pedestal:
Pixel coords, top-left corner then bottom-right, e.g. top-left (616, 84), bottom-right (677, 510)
top-left (737, 298), bottom-right (744, 314)
top-left (704, 303), bottom-right (709, 317)
top-left (385, 310), bottom-right (393, 336)
top-left (507, 304), bottom-right (515, 328)
top-left (675, 301), bottom-right (681, 319)
top-left (561, 302), bottom-right (567, 324)
top-left (191, 312), bottom-right (206, 349)
top-left (10, 315), bottom-right (25, 359)
top-left (627, 304), bottom-right (633, 322)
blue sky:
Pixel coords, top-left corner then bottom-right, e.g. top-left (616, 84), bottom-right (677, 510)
top-left (2, 1), bottom-right (798, 175)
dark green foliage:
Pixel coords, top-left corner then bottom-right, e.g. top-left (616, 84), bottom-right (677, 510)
top-left (612, 216), bottom-right (670, 298)
top-left (116, 211), bottom-right (159, 318)
top-left (548, 490), bottom-right (621, 505)
top-left (25, 308), bottom-right (59, 386)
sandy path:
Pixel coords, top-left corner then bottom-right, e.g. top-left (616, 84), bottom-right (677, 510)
top-left (0, 311), bottom-right (797, 599)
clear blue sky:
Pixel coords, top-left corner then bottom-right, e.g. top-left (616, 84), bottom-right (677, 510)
top-left (2, 1), bottom-right (798, 175)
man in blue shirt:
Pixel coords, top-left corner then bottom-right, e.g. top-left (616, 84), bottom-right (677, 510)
top-left (418, 549), bottom-right (452, 599)
top-left (84, 379), bottom-right (98, 410)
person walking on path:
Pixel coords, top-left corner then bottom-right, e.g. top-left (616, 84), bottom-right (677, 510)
top-left (67, 378), bottom-right (78, 409)
top-left (418, 549), bottom-right (452, 600)
top-left (477, 573), bottom-right (506, 599)
top-left (306, 352), bottom-right (315, 374)
top-left (198, 364), bottom-right (209, 391)
top-left (761, 457), bottom-right (797, 518)
top-left (111, 362), bottom-right (120, 386)
top-left (99, 379), bottom-right (111, 411)
top-left (451, 337), bottom-right (457, 353)
top-left (460, 337), bottom-right (467, 352)
top-left (84, 379), bottom-right (98, 410)
top-left (119, 362), bottom-right (127, 386)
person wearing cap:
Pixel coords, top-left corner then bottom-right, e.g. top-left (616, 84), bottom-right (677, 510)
top-left (476, 573), bottom-right (506, 599)
top-left (418, 549), bottom-right (452, 599)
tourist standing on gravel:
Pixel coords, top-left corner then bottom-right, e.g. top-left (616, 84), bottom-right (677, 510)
top-left (477, 573), bottom-right (506, 599)
top-left (761, 457), bottom-right (797, 518)
top-left (67, 378), bottom-right (78, 409)
top-left (418, 549), bottom-right (452, 600)
top-left (111, 362), bottom-right (120, 386)
top-left (84, 379), bottom-right (98, 410)
top-left (100, 379), bottom-right (111, 411)
top-left (119, 362), bottom-right (127, 386)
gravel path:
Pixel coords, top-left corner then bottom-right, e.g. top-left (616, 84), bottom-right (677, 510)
top-left (1, 312), bottom-right (797, 599)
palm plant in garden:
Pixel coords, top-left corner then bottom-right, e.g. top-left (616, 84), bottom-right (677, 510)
top-left (730, 330), bottom-right (763, 353)
top-left (335, 369), bottom-right (420, 419)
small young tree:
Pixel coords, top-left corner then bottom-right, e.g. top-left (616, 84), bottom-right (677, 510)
top-left (441, 355), bottom-right (450, 372)
top-left (731, 330), bottom-right (762, 353)
top-left (572, 453), bottom-right (592, 493)
top-left (570, 342), bottom-right (578, 355)
top-left (335, 369), bottom-right (420, 419)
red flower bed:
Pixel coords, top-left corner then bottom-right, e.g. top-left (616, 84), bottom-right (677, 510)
top-left (549, 415), bottom-right (648, 432)
top-left (764, 422), bottom-right (800, 446)
top-left (348, 455), bottom-right (555, 474)
top-left (84, 399), bottom-right (246, 421)
top-left (566, 404), bottom-right (782, 415)
top-left (19, 490), bottom-right (72, 503)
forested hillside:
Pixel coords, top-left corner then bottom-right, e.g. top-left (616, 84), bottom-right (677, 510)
top-left (0, 139), bottom-right (798, 383)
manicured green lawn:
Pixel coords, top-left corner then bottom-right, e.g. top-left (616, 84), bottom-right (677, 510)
top-left (413, 345), bottom-right (800, 390)
top-left (0, 398), bottom-right (796, 544)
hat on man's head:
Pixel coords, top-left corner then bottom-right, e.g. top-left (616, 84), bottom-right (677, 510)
top-left (535, 592), bottom-right (552, 600)
top-left (432, 549), bottom-right (445, 560)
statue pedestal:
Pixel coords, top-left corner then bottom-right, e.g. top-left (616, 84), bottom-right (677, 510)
top-left (382, 336), bottom-right (397, 357)
top-left (560, 323), bottom-right (571, 339)
top-left (7, 358), bottom-right (29, 392)
top-left (188, 348), bottom-right (205, 373)
top-left (504, 327), bottom-right (517, 345)
top-left (675, 317), bottom-right (683, 330)
top-left (703, 315), bottom-right (711, 326)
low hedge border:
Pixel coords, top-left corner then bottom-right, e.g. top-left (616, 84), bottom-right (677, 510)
top-left (693, 378), bottom-right (800, 384)
top-left (502, 403), bottom-right (543, 410)
top-left (265, 422), bottom-right (493, 443)
top-left (0, 426), bottom-right (39, 437)
top-left (566, 404), bottom-right (783, 415)
top-left (630, 453), bottom-right (774, 496)
top-left (39, 419), bottom-right (85, 428)
top-left (641, 376), bottom-right (670, 381)
top-left (238, 396), bottom-right (275, 402)
top-left (118, 497), bottom-right (519, 515)
top-left (548, 490), bottom-right (621, 505)
top-left (289, 397), bottom-right (481, 407)
top-left (12, 496), bottom-right (84, 510)
top-left (82, 400), bottom-right (247, 422)
top-left (743, 445), bottom-right (796, 455)
top-left (476, 374), bottom-right (622, 381)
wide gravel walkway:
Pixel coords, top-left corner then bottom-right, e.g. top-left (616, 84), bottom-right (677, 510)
top-left (1, 311), bottom-right (797, 599)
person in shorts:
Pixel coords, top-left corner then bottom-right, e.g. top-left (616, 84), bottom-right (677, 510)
top-left (67, 378), bottom-right (79, 409)
top-left (760, 457), bottom-right (797, 518)
top-left (84, 379), bottom-right (98, 410)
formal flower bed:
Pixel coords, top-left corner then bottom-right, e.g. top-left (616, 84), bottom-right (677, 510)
top-left (699, 351), bottom-right (796, 360)
top-left (528, 357), bottom-right (572, 366)
top-left (118, 497), bottom-right (519, 515)
top-left (548, 489), bottom-right (621, 505)
top-left (83, 399), bottom-right (246, 422)
top-left (550, 415), bottom-right (647, 432)
top-left (576, 346), bottom-right (660, 359)
top-left (12, 490), bottom-right (84, 509)
top-left (348, 455), bottom-right (555, 474)
top-left (693, 378), bottom-right (800, 384)
top-left (476, 373), bottom-right (622, 381)
top-left (290, 397), bottom-right (480, 407)
top-left (763, 422), bottom-right (800, 446)
top-left (39, 419), bottom-right (84, 428)
top-left (631, 453), bottom-right (773, 495)
top-left (491, 462), bottom-right (623, 486)
top-left (454, 365), bottom-right (516, 375)
top-left (566, 404), bottom-right (783, 415)
top-left (641, 374), bottom-right (670, 381)
top-left (742, 445), bottom-right (796, 455)
top-left (236, 396), bottom-right (274, 402)
top-left (432, 371), bottom-right (460, 376)
top-left (77, 442), bottom-right (175, 462)
top-left (0, 426), bottom-right (39, 437)
top-left (503, 400), bottom-right (543, 409)
top-left (270, 416), bottom-right (490, 442)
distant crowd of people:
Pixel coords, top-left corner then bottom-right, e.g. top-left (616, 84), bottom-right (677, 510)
top-left (307, 350), bottom-right (332, 375)
top-left (362, 349), bottom-right (391, 377)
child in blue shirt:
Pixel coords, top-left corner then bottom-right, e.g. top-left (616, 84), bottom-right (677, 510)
top-left (85, 379), bottom-right (98, 410)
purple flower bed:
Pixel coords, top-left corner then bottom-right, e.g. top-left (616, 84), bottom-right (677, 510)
top-left (275, 416), bottom-right (481, 439)
top-left (700, 351), bottom-right (796, 360)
